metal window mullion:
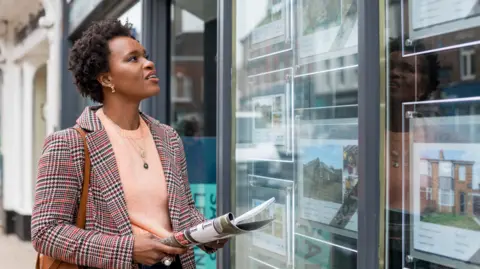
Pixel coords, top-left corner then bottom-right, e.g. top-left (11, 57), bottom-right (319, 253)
top-left (216, 0), bottom-right (233, 268)
top-left (60, 0), bottom-right (79, 129)
top-left (357, 0), bottom-right (381, 267)
top-left (142, 0), bottom-right (171, 123)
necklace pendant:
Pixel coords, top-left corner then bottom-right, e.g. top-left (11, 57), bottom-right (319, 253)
top-left (144, 162), bottom-right (149, 169)
top-left (140, 150), bottom-right (146, 158)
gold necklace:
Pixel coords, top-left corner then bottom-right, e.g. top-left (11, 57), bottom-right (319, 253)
top-left (126, 137), bottom-right (149, 169)
top-left (102, 110), bottom-right (149, 169)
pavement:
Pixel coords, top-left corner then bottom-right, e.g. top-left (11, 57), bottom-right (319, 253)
top-left (0, 229), bottom-right (37, 268)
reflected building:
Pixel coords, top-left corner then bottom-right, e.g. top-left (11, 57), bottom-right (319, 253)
top-left (420, 150), bottom-right (479, 217)
top-left (170, 6), bottom-right (207, 136)
top-left (303, 158), bottom-right (343, 204)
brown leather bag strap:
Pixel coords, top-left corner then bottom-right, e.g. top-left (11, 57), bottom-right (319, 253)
top-left (35, 128), bottom-right (90, 269)
top-left (73, 127), bottom-right (91, 229)
top-left (36, 253), bottom-right (40, 269)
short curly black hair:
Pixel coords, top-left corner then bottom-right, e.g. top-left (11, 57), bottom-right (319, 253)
top-left (389, 37), bottom-right (439, 100)
top-left (69, 19), bottom-right (135, 103)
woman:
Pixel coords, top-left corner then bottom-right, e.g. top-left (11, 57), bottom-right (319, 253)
top-left (387, 38), bottom-right (453, 269)
top-left (31, 19), bottom-right (226, 269)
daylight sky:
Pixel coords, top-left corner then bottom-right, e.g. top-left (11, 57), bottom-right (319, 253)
top-left (301, 144), bottom-right (344, 169)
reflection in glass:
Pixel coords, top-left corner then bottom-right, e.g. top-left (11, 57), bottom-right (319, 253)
top-left (233, 0), bottom-right (358, 268)
top-left (386, 1), bottom-right (480, 268)
top-left (118, 1), bottom-right (142, 42)
top-left (170, 3), bottom-right (218, 269)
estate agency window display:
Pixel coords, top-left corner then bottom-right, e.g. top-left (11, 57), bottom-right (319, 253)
top-left (385, 0), bottom-right (480, 268)
top-left (233, 0), bottom-right (359, 268)
top-left (389, 99), bottom-right (480, 269)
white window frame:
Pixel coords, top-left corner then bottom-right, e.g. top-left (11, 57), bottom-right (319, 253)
top-left (459, 166), bottom-right (466, 182)
top-left (426, 187), bottom-right (432, 200)
top-left (439, 161), bottom-right (453, 177)
top-left (438, 189), bottom-right (455, 207)
top-left (460, 48), bottom-right (476, 81)
top-left (420, 160), bottom-right (429, 175)
top-left (171, 72), bottom-right (193, 103)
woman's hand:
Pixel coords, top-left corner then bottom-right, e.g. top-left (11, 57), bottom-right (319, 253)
top-left (133, 233), bottom-right (186, 266)
top-left (204, 238), bottom-right (229, 249)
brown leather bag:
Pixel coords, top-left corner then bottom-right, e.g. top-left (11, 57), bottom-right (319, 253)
top-left (35, 127), bottom-right (91, 269)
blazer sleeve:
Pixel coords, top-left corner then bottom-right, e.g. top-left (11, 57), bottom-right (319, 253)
top-left (31, 130), bottom-right (135, 269)
top-left (174, 131), bottom-right (217, 254)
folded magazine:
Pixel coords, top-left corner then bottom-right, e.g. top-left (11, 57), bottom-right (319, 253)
top-left (160, 197), bottom-right (275, 248)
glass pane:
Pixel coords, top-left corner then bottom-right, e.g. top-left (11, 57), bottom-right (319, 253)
top-left (232, 0), bottom-right (359, 268)
top-left (385, 1), bottom-right (480, 268)
top-left (170, 3), bottom-right (217, 269)
top-left (118, 1), bottom-right (142, 42)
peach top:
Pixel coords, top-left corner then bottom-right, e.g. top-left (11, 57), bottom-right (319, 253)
top-left (96, 108), bottom-right (172, 238)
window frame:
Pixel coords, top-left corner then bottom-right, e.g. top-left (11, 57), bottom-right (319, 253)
top-left (460, 47), bottom-right (476, 81)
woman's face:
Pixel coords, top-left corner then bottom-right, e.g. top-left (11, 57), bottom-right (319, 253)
top-left (105, 36), bottom-right (160, 101)
top-left (389, 50), bottom-right (429, 104)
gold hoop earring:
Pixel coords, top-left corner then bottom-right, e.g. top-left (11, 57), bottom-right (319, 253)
top-left (111, 86), bottom-right (116, 93)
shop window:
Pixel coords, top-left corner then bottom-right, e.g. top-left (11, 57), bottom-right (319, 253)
top-left (170, 3), bottom-right (218, 269)
top-left (386, 3), bottom-right (480, 267)
top-left (233, 0), bottom-right (359, 268)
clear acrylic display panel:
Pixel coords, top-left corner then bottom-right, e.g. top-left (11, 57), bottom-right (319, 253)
top-left (294, 115), bottom-right (358, 269)
top-left (244, 176), bottom-right (294, 268)
top-left (245, 0), bottom-right (293, 60)
top-left (402, 0), bottom-right (480, 56)
top-left (393, 100), bottom-right (480, 269)
top-left (245, 68), bottom-right (294, 161)
top-left (234, 0), bottom-right (359, 268)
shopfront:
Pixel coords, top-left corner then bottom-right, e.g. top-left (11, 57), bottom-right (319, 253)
top-left (61, 0), bottom-right (480, 268)
top-left (228, 0), bottom-right (362, 268)
top-left (229, 0), bottom-right (480, 268)
top-left (383, 1), bottom-right (480, 268)
top-left (62, 0), bottom-right (220, 268)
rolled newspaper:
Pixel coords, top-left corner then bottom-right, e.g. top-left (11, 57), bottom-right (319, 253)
top-left (134, 198), bottom-right (275, 266)
top-left (159, 213), bottom-right (244, 248)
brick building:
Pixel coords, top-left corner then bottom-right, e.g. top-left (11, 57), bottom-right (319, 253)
top-left (420, 149), bottom-right (480, 216)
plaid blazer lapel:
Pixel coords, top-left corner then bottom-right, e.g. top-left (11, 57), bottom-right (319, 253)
top-left (74, 107), bottom-right (200, 269)
top-left (76, 106), bottom-right (180, 235)
top-left (77, 106), bottom-right (133, 236)
top-left (143, 116), bottom-right (180, 231)
top-left (86, 130), bottom-right (133, 235)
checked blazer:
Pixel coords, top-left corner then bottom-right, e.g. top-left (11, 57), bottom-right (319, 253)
top-left (31, 106), bottom-right (212, 269)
